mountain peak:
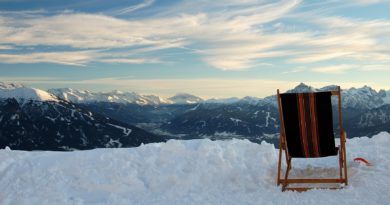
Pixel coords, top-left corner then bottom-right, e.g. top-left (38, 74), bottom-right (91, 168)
top-left (297, 82), bottom-right (308, 87)
top-left (168, 93), bottom-right (203, 104)
top-left (0, 86), bottom-right (58, 102)
top-left (287, 83), bottom-right (317, 93)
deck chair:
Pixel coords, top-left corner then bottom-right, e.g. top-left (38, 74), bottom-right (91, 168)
top-left (276, 86), bottom-right (348, 191)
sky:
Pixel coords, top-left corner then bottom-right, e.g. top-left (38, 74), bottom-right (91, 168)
top-left (0, 0), bottom-right (389, 98)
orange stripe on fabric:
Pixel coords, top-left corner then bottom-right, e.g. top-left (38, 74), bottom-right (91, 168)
top-left (297, 93), bottom-right (309, 158)
top-left (309, 93), bottom-right (320, 157)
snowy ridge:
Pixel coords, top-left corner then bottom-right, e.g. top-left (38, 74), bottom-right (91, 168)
top-left (167, 93), bottom-right (203, 104)
top-left (0, 83), bottom-right (58, 102)
top-left (1, 132), bottom-right (389, 204)
top-left (49, 83), bottom-right (390, 109)
top-left (269, 83), bottom-right (390, 109)
top-left (48, 88), bottom-right (167, 105)
top-left (2, 82), bottom-right (390, 109)
top-left (48, 88), bottom-right (200, 105)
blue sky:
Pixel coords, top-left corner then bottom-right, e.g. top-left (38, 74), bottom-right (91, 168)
top-left (0, 0), bottom-right (389, 98)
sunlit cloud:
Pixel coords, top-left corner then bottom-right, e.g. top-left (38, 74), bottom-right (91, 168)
top-left (0, 0), bottom-right (389, 72)
top-left (0, 0), bottom-right (303, 70)
top-left (0, 51), bottom-right (98, 66)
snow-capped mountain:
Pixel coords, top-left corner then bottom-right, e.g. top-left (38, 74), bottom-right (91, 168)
top-left (0, 83), bottom-right (58, 102)
top-left (48, 88), bottom-right (169, 105)
top-left (287, 82), bottom-right (318, 93)
top-left (48, 88), bottom-right (203, 105)
top-left (341, 86), bottom-right (388, 110)
top-left (158, 83), bottom-right (390, 140)
top-left (3, 82), bottom-right (390, 145)
top-left (0, 83), bottom-right (165, 150)
top-left (167, 93), bottom-right (203, 104)
top-left (266, 83), bottom-right (390, 110)
top-left (50, 83), bottom-right (390, 111)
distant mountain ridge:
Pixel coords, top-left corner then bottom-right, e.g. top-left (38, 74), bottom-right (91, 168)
top-left (48, 88), bottom-right (203, 105)
top-left (0, 82), bottom-right (165, 150)
top-left (47, 83), bottom-right (390, 110)
top-left (2, 81), bottom-right (390, 147)
top-left (34, 82), bottom-right (390, 141)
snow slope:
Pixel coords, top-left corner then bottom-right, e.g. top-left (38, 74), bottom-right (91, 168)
top-left (0, 82), bottom-right (58, 102)
top-left (0, 132), bottom-right (389, 205)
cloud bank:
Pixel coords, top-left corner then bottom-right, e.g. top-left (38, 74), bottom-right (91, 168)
top-left (0, 0), bottom-right (389, 71)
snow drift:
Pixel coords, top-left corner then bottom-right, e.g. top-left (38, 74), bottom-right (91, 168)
top-left (0, 132), bottom-right (390, 205)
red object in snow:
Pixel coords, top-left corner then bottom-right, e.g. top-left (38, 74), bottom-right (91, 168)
top-left (354, 157), bottom-right (372, 166)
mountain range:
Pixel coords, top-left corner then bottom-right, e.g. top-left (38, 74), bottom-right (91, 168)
top-left (1, 81), bottom-right (390, 150)
top-left (48, 82), bottom-right (390, 142)
top-left (48, 83), bottom-right (390, 108)
top-left (0, 82), bottom-right (164, 150)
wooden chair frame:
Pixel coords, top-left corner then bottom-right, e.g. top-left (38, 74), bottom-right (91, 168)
top-left (276, 86), bottom-right (348, 192)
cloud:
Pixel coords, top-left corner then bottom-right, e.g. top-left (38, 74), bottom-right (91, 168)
top-left (98, 58), bottom-right (161, 64)
top-left (311, 64), bottom-right (355, 74)
top-left (0, 45), bottom-right (13, 50)
top-left (286, 14), bottom-right (390, 66)
top-left (114, 0), bottom-right (154, 15)
top-left (0, 0), bottom-right (302, 70)
top-left (0, 50), bottom-right (163, 66)
top-left (0, 13), bottom-right (176, 49)
top-left (353, 0), bottom-right (385, 5)
top-left (0, 51), bottom-right (98, 66)
top-left (0, 0), bottom-right (389, 71)
top-left (360, 64), bottom-right (390, 71)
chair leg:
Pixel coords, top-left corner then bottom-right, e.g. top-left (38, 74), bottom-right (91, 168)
top-left (282, 158), bottom-right (292, 191)
top-left (343, 143), bottom-right (348, 185)
top-left (339, 146), bottom-right (343, 180)
top-left (277, 143), bottom-right (283, 186)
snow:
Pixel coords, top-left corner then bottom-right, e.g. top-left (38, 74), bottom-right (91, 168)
top-left (167, 93), bottom-right (203, 104)
top-left (48, 89), bottom-right (203, 105)
top-left (265, 111), bottom-right (270, 127)
top-left (188, 103), bottom-right (200, 111)
top-left (383, 91), bottom-right (390, 104)
top-left (48, 88), bottom-right (163, 105)
top-left (107, 123), bottom-right (132, 136)
top-left (48, 84), bottom-right (390, 109)
top-left (204, 97), bottom-right (240, 104)
top-left (230, 117), bottom-right (242, 125)
top-left (1, 132), bottom-right (390, 204)
top-left (0, 85), bottom-right (58, 102)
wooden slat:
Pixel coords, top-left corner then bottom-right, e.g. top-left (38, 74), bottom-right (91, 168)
top-left (284, 186), bottom-right (343, 192)
top-left (279, 178), bottom-right (345, 184)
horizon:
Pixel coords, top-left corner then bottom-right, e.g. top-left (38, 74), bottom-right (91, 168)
top-left (1, 80), bottom-right (388, 100)
top-left (0, 0), bottom-right (389, 98)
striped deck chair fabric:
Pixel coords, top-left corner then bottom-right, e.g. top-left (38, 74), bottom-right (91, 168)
top-left (280, 92), bottom-right (338, 158)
